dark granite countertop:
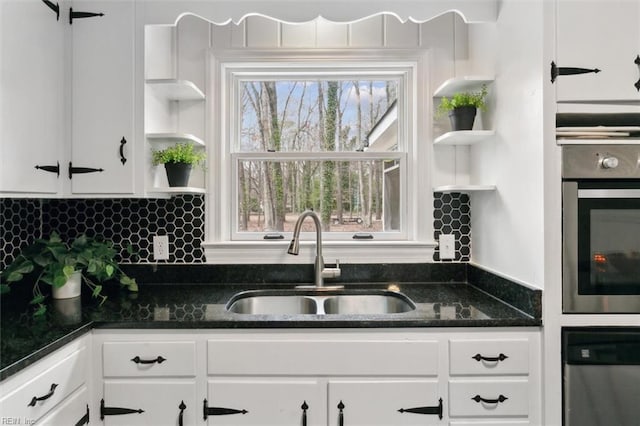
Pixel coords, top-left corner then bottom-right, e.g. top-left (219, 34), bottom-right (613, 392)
top-left (1, 279), bottom-right (541, 380)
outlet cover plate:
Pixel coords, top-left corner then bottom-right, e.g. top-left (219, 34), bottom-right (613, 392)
top-left (153, 235), bottom-right (169, 260)
top-left (439, 234), bottom-right (455, 260)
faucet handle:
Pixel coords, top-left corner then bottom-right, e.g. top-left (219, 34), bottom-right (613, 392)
top-left (322, 259), bottom-right (341, 279)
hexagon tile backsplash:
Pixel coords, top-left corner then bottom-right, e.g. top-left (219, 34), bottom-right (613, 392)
top-left (1, 193), bottom-right (470, 269)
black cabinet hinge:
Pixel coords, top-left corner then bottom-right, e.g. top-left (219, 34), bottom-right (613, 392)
top-left (69, 7), bottom-right (104, 25)
top-left (42, 0), bottom-right (59, 20)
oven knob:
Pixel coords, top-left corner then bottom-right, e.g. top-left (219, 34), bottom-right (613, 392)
top-left (600, 156), bottom-right (619, 169)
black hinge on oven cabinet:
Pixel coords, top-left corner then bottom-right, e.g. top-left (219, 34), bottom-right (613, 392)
top-left (398, 398), bottom-right (444, 420)
top-left (634, 55), bottom-right (640, 92)
top-left (69, 7), bottom-right (104, 25)
top-left (202, 399), bottom-right (248, 420)
top-left (74, 405), bottom-right (90, 426)
top-left (550, 61), bottom-right (601, 83)
top-left (35, 161), bottom-right (60, 177)
top-left (42, 0), bottom-right (60, 20)
top-left (100, 399), bottom-right (144, 420)
top-left (68, 162), bottom-right (104, 179)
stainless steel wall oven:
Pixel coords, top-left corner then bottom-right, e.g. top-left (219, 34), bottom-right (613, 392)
top-left (562, 145), bottom-right (640, 313)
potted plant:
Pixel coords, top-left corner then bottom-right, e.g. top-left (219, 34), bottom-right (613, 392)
top-left (0, 232), bottom-right (138, 316)
top-left (152, 142), bottom-right (206, 187)
top-left (437, 85), bottom-right (488, 131)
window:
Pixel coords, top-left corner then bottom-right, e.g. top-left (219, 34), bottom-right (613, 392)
top-left (205, 51), bottom-right (435, 263)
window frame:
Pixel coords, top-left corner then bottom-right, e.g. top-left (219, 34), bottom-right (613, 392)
top-left (203, 49), bottom-right (436, 264)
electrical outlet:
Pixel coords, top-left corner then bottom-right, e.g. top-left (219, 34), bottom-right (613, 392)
top-left (439, 234), bottom-right (456, 260)
top-left (153, 235), bottom-right (169, 260)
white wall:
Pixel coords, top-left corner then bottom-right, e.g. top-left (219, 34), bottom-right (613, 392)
top-left (465, 0), bottom-right (546, 290)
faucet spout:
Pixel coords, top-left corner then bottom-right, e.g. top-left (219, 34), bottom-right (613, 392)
top-left (287, 210), bottom-right (325, 287)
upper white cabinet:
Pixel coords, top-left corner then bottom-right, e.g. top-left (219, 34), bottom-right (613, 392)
top-left (0, 0), bottom-right (64, 194)
top-left (70, 0), bottom-right (135, 194)
top-left (555, 0), bottom-right (640, 102)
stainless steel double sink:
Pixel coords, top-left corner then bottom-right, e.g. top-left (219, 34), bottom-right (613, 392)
top-left (226, 289), bottom-right (416, 316)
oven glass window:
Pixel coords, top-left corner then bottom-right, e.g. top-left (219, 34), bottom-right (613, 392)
top-left (578, 199), bottom-right (640, 294)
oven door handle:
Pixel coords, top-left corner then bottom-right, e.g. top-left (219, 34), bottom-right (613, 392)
top-left (578, 189), bottom-right (640, 198)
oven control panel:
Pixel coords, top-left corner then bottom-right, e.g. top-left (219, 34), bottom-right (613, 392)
top-left (563, 145), bottom-right (640, 179)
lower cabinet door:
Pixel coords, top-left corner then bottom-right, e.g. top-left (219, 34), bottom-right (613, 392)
top-left (328, 380), bottom-right (443, 426)
top-left (206, 379), bottom-right (325, 426)
top-left (102, 380), bottom-right (196, 426)
top-left (37, 386), bottom-right (90, 426)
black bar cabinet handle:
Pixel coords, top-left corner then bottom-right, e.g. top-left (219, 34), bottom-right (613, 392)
top-left (634, 55), bottom-right (640, 92)
top-left (119, 137), bottom-right (127, 165)
top-left (472, 394), bottom-right (508, 404)
top-left (472, 353), bottom-right (509, 362)
top-left (337, 400), bottom-right (345, 426)
top-left (131, 355), bottom-right (166, 364)
top-left (178, 400), bottom-right (186, 426)
top-left (74, 405), bottom-right (90, 426)
top-left (550, 61), bottom-right (601, 83)
top-left (28, 383), bottom-right (58, 406)
top-left (202, 399), bottom-right (248, 420)
top-left (69, 7), bottom-right (104, 25)
top-left (398, 398), bottom-right (443, 420)
top-left (42, 0), bottom-right (59, 20)
top-left (100, 399), bottom-right (144, 420)
top-left (301, 401), bottom-right (308, 426)
top-left (35, 162), bottom-right (60, 177)
top-left (68, 162), bottom-right (104, 179)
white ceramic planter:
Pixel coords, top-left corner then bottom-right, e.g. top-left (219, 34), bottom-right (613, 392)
top-left (52, 271), bottom-right (82, 299)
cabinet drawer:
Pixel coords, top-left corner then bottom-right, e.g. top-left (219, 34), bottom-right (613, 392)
top-left (0, 346), bottom-right (87, 423)
top-left (449, 339), bottom-right (529, 375)
top-left (449, 379), bottom-right (529, 418)
top-left (37, 385), bottom-right (89, 425)
top-left (208, 339), bottom-right (438, 376)
top-left (103, 341), bottom-right (196, 377)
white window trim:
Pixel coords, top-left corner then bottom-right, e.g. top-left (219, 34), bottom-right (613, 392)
top-left (203, 49), bottom-right (436, 264)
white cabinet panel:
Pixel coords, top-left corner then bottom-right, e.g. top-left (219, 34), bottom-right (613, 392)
top-left (555, 0), bottom-right (640, 102)
top-left (103, 341), bottom-right (196, 377)
top-left (449, 379), bottom-right (529, 418)
top-left (328, 380), bottom-right (442, 426)
top-left (37, 386), bottom-right (89, 425)
top-left (102, 380), bottom-right (196, 426)
top-left (0, 0), bottom-right (63, 194)
top-left (206, 379), bottom-right (325, 426)
top-left (71, 0), bottom-right (134, 194)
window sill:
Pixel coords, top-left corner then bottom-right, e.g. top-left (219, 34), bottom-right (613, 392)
top-left (202, 240), bottom-right (437, 264)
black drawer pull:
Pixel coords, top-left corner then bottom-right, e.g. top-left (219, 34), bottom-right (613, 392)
top-left (74, 404), bottom-right (90, 426)
top-left (28, 383), bottom-right (58, 406)
top-left (178, 400), bottom-right (186, 426)
top-left (634, 55), bottom-right (640, 92)
top-left (550, 61), bottom-right (601, 83)
top-left (472, 353), bottom-right (509, 362)
top-left (203, 399), bottom-right (248, 420)
top-left (301, 400), bottom-right (308, 426)
top-left (131, 355), bottom-right (166, 364)
top-left (119, 137), bottom-right (127, 165)
top-left (398, 398), bottom-right (443, 419)
top-left (35, 162), bottom-right (60, 177)
top-left (472, 394), bottom-right (508, 404)
top-left (337, 400), bottom-right (345, 426)
top-left (100, 399), bottom-right (144, 420)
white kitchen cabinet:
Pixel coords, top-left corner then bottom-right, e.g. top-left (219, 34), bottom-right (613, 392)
top-left (555, 0), bottom-right (640, 102)
top-left (0, 0), bottom-right (64, 194)
top-left (0, 335), bottom-right (90, 425)
top-left (70, 0), bottom-right (135, 194)
top-left (37, 386), bottom-right (90, 425)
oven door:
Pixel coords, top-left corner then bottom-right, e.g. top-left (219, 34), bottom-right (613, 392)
top-left (563, 181), bottom-right (640, 313)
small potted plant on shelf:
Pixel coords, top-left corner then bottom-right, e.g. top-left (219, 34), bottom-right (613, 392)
top-left (437, 85), bottom-right (488, 131)
top-left (152, 142), bottom-right (206, 187)
top-left (0, 232), bottom-right (138, 316)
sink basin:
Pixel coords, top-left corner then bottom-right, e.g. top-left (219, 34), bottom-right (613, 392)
top-left (226, 295), bottom-right (317, 315)
top-left (225, 289), bottom-right (415, 316)
top-left (323, 294), bottom-right (415, 314)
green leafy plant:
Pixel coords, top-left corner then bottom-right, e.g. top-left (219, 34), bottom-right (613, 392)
top-left (437, 85), bottom-right (488, 117)
top-left (0, 232), bottom-right (138, 316)
top-left (152, 143), bottom-right (206, 168)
